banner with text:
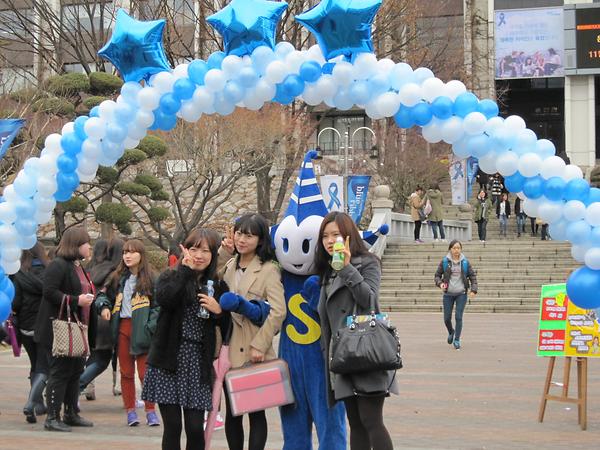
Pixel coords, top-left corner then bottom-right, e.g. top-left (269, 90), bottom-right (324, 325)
top-left (320, 175), bottom-right (344, 212)
top-left (347, 175), bottom-right (371, 224)
top-left (537, 283), bottom-right (600, 357)
top-left (449, 157), bottom-right (467, 205)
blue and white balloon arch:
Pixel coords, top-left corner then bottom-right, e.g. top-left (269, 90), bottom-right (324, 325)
top-left (0, 0), bottom-right (599, 320)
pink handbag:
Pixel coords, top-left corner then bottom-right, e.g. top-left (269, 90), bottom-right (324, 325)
top-left (224, 358), bottom-right (295, 416)
top-left (5, 316), bottom-right (21, 357)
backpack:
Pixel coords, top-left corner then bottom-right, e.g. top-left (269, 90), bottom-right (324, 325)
top-left (442, 257), bottom-right (468, 274)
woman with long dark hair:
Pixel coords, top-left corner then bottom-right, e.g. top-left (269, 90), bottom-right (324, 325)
top-left (96, 239), bottom-right (159, 427)
top-left (219, 213), bottom-right (286, 450)
top-left (11, 242), bottom-right (51, 423)
top-left (80, 238), bottom-right (124, 400)
top-left (35, 226), bottom-right (96, 432)
top-left (314, 211), bottom-right (397, 450)
top-left (142, 228), bottom-right (230, 450)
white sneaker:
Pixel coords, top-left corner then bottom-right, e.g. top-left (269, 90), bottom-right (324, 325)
top-left (434, 238), bottom-right (439, 242)
top-left (136, 399), bottom-right (144, 409)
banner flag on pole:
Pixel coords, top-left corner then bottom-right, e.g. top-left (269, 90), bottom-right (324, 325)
top-left (449, 156), bottom-right (467, 205)
top-left (0, 119), bottom-right (25, 160)
top-left (347, 175), bottom-right (371, 224)
top-left (320, 174), bottom-right (344, 212)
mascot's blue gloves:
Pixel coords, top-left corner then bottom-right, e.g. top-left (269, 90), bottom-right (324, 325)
top-left (302, 275), bottom-right (321, 311)
top-left (219, 292), bottom-right (271, 327)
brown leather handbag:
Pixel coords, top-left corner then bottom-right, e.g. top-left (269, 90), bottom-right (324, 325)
top-left (51, 296), bottom-right (90, 358)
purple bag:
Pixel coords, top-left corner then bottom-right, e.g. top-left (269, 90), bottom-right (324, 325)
top-left (5, 316), bottom-right (21, 357)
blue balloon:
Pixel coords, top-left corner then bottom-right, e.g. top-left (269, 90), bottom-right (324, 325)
top-left (589, 227), bottom-right (600, 247)
top-left (57, 154), bottom-right (78, 173)
top-left (411, 102), bottom-right (433, 126)
top-left (549, 220), bottom-right (568, 241)
top-left (188, 60), bottom-right (209, 84)
top-left (152, 110), bottom-right (177, 131)
top-left (504, 172), bottom-right (525, 193)
top-left (466, 134), bottom-right (490, 158)
top-left (57, 171), bottom-right (80, 192)
top-left (207, 51), bottom-right (226, 69)
top-left (207, 0), bottom-right (288, 56)
top-left (14, 198), bottom-right (35, 218)
top-left (61, 133), bottom-right (83, 156)
top-left (213, 94), bottom-right (236, 115)
top-left (322, 63), bottom-right (335, 75)
top-left (173, 78), bottom-right (196, 101)
top-left (0, 276), bottom-right (15, 300)
top-left (565, 178), bottom-right (590, 202)
top-left (73, 116), bottom-right (89, 140)
top-left (453, 92), bottom-right (479, 118)
top-left (251, 46), bottom-right (276, 74)
top-left (105, 122), bottom-right (128, 144)
top-left (282, 74), bottom-right (305, 97)
top-left (223, 80), bottom-right (245, 104)
top-left (349, 81), bottom-right (370, 105)
top-left (299, 61), bottom-right (322, 83)
top-left (295, 0), bottom-right (382, 60)
top-left (543, 176), bottom-right (566, 202)
top-left (566, 220), bottom-right (591, 245)
top-left (0, 266), bottom-right (5, 279)
top-left (159, 93), bottom-right (181, 116)
top-left (54, 187), bottom-right (74, 202)
top-left (14, 218), bottom-right (37, 236)
top-left (586, 187), bottom-right (600, 206)
top-left (273, 84), bottom-right (294, 105)
top-left (394, 105), bottom-right (414, 129)
top-left (431, 96), bottom-right (453, 119)
top-left (523, 176), bottom-right (544, 199)
top-left (102, 139), bottom-right (124, 159)
top-left (0, 291), bottom-right (11, 322)
top-left (477, 99), bottom-right (499, 119)
top-left (114, 102), bottom-right (136, 123)
top-left (238, 67), bottom-right (259, 88)
top-left (567, 267), bottom-right (600, 310)
top-left (368, 73), bottom-right (389, 96)
top-left (89, 106), bottom-right (100, 118)
top-left (98, 9), bottom-right (170, 82)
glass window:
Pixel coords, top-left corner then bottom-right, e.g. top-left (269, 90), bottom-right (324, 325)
top-left (0, 9), bottom-right (32, 36)
top-left (61, 2), bottom-right (114, 32)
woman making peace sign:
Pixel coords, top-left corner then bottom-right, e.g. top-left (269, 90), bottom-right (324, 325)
top-left (314, 211), bottom-right (397, 450)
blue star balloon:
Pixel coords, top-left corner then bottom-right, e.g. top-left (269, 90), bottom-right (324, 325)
top-left (295, 0), bottom-right (382, 61)
top-left (98, 9), bottom-right (171, 82)
top-left (207, 0), bottom-right (288, 57)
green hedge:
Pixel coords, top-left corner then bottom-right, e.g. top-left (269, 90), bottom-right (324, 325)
top-left (89, 72), bottom-right (123, 95)
top-left (117, 149), bottom-right (147, 167)
top-left (59, 197), bottom-right (88, 214)
top-left (83, 96), bottom-right (107, 110)
top-left (137, 135), bottom-right (168, 158)
top-left (134, 173), bottom-right (163, 192)
top-left (148, 207), bottom-right (170, 223)
top-left (46, 73), bottom-right (90, 98)
top-left (96, 166), bottom-right (119, 185)
top-left (151, 190), bottom-right (170, 201)
top-left (115, 181), bottom-right (152, 196)
top-left (96, 202), bottom-right (132, 225)
top-left (32, 97), bottom-right (75, 117)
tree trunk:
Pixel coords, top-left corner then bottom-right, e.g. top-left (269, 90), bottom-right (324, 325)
top-left (100, 192), bottom-right (113, 239)
top-left (255, 163), bottom-right (274, 223)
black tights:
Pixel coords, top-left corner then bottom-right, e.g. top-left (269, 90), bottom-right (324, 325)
top-left (224, 384), bottom-right (267, 450)
top-left (158, 404), bottom-right (205, 450)
top-left (343, 395), bottom-right (393, 450)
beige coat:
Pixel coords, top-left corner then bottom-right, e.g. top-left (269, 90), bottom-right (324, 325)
top-left (220, 255), bottom-right (286, 368)
top-left (409, 192), bottom-right (425, 221)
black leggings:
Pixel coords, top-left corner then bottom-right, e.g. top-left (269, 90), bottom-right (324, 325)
top-left (158, 404), bottom-right (205, 450)
top-left (414, 220), bottom-right (422, 240)
top-left (224, 383), bottom-right (267, 450)
top-left (343, 395), bottom-right (393, 450)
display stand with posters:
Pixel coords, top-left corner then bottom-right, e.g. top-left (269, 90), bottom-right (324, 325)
top-left (536, 283), bottom-right (596, 430)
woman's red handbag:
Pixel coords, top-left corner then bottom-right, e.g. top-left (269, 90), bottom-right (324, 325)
top-left (5, 316), bottom-right (21, 357)
top-left (224, 358), bottom-right (295, 416)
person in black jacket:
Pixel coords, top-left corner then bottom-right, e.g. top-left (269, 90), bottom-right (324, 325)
top-left (514, 197), bottom-right (526, 237)
top-left (79, 238), bottom-right (124, 400)
top-left (496, 193), bottom-right (511, 237)
top-left (11, 242), bottom-right (50, 423)
top-left (142, 228), bottom-right (230, 450)
top-left (35, 226), bottom-right (96, 432)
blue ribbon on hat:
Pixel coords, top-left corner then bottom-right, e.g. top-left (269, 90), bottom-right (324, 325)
top-left (327, 182), bottom-right (342, 210)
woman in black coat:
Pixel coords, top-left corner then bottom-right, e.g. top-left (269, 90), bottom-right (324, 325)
top-left (34, 226), bottom-right (96, 432)
top-left (11, 242), bottom-right (50, 423)
top-left (314, 212), bottom-right (397, 450)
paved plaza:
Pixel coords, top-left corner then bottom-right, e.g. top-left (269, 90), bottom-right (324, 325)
top-left (1, 313), bottom-right (599, 449)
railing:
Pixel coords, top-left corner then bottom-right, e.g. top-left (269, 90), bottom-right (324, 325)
top-left (389, 213), bottom-right (472, 242)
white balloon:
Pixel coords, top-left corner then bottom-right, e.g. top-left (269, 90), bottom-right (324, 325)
top-left (352, 53), bottom-right (378, 80)
top-left (254, 80), bottom-right (276, 102)
top-left (563, 164), bottom-right (584, 181)
top-left (38, 154), bottom-right (59, 176)
top-left (421, 77), bottom-right (445, 102)
top-left (377, 92), bottom-right (401, 117)
top-left (222, 55), bottom-right (244, 79)
top-left (585, 248), bottom-right (600, 270)
top-left (513, 129), bottom-right (537, 155)
top-left (151, 71), bottom-right (176, 93)
top-left (84, 117), bottom-right (107, 140)
top-left (572, 244), bottom-right (588, 263)
top-left (496, 151), bottom-right (519, 176)
top-left (0, 224), bottom-right (19, 244)
top-left (315, 75), bottom-right (337, 99)
top-left (413, 67), bottom-right (434, 83)
top-left (36, 175), bottom-right (57, 197)
top-left (2, 185), bottom-right (20, 204)
top-left (389, 63), bottom-right (414, 90)
top-left (135, 110), bottom-right (155, 129)
top-left (478, 152), bottom-right (498, 174)
top-left (302, 84), bottom-right (322, 106)
top-left (34, 195), bottom-right (56, 213)
top-left (376, 58), bottom-right (395, 74)
top-left (34, 209), bottom-right (53, 225)
top-left (77, 169), bottom-right (97, 183)
top-left (179, 102), bottom-right (202, 122)
top-left (522, 198), bottom-right (540, 217)
top-left (45, 133), bottom-right (63, 152)
top-left (398, 83), bottom-right (422, 107)
top-left (517, 153), bottom-right (542, 178)
top-left (98, 100), bottom-right (117, 121)
top-left (285, 51), bottom-right (305, 74)
top-left (332, 62), bottom-right (354, 87)
top-left (585, 202), bottom-right (600, 227)
top-left (61, 122), bottom-right (75, 135)
top-left (365, 100), bottom-right (383, 119)
top-left (504, 115), bottom-right (526, 132)
top-left (127, 126), bottom-right (146, 141)
top-left (0, 202), bottom-right (16, 224)
top-left (265, 61), bottom-right (287, 84)
top-left (81, 139), bottom-right (102, 160)
top-left (1, 259), bottom-right (20, 275)
top-left (192, 86), bottom-right (215, 111)
top-left (421, 120), bottom-right (442, 143)
top-left (204, 69), bottom-right (227, 93)
top-left (540, 156), bottom-right (566, 180)
top-left (463, 112), bottom-right (487, 135)
top-left (440, 117), bottom-right (465, 144)
top-left (537, 201), bottom-right (563, 224)
top-left (2, 245), bottom-right (21, 261)
top-left (563, 200), bottom-right (586, 222)
top-left (275, 41), bottom-right (295, 58)
top-left (173, 63), bottom-right (189, 79)
top-left (123, 137), bottom-right (140, 150)
top-left (138, 87), bottom-right (161, 111)
top-left (444, 80), bottom-right (466, 100)
top-left (484, 116), bottom-right (504, 135)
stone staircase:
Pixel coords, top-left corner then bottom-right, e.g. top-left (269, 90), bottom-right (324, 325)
top-left (379, 240), bottom-right (580, 313)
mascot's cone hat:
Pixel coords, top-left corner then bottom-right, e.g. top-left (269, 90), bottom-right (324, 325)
top-left (284, 150), bottom-right (329, 222)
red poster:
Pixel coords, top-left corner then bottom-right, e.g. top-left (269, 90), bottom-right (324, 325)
top-left (538, 329), bottom-right (566, 352)
top-left (541, 295), bottom-right (568, 321)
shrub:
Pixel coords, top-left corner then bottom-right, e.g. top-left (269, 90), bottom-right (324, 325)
top-left (117, 149), bottom-right (147, 167)
top-left (115, 181), bottom-right (151, 196)
top-left (32, 97), bottom-right (75, 117)
top-left (96, 202), bottom-right (132, 226)
top-left (137, 135), bottom-right (168, 158)
top-left (134, 173), bottom-right (163, 192)
top-left (151, 189), bottom-right (170, 201)
top-left (83, 96), bottom-right (107, 110)
top-left (10, 88), bottom-right (47, 103)
top-left (117, 222), bottom-right (132, 235)
top-left (96, 166), bottom-right (119, 185)
top-left (59, 197), bottom-right (88, 214)
top-left (148, 207), bottom-right (170, 223)
top-left (46, 73), bottom-right (90, 98)
top-left (89, 72), bottom-right (123, 95)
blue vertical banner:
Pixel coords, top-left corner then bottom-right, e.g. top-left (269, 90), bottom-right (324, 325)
top-left (0, 119), bottom-right (25, 160)
top-left (347, 175), bottom-right (371, 224)
top-left (467, 157), bottom-right (479, 199)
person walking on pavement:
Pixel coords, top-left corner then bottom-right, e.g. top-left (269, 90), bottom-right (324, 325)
top-left (426, 183), bottom-right (445, 241)
top-left (514, 197), bottom-right (526, 237)
top-left (473, 190), bottom-right (492, 242)
top-left (496, 193), bottom-right (511, 238)
top-left (409, 186), bottom-right (426, 243)
top-left (434, 240), bottom-right (478, 350)
top-left (11, 243), bottom-right (51, 423)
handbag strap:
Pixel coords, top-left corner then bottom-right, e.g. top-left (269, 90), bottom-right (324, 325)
top-left (58, 295), bottom-right (70, 321)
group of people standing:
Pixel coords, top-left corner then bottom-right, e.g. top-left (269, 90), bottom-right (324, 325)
top-left (10, 211), bottom-right (397, 450)
top-left (409, 184), bottom-right (446, 243)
